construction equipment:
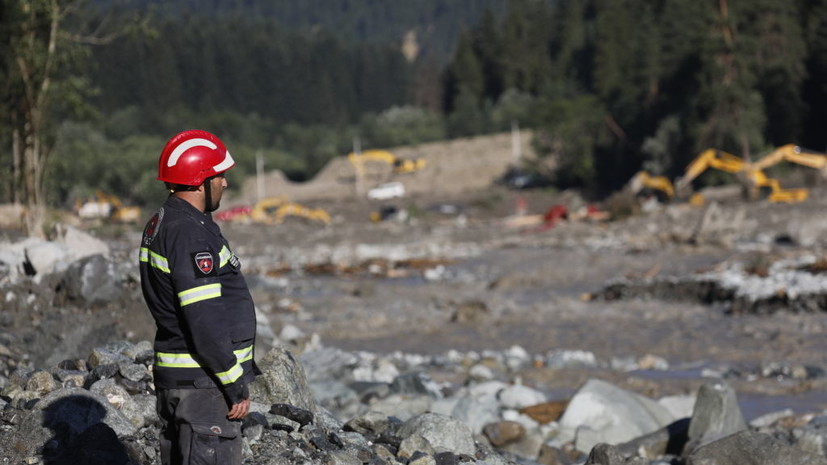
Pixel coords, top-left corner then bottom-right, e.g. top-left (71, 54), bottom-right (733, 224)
top-left (673, 148), bottom-right (808, 204)
top-left (347, 150), bottom-right (427, 176)
top-left (750, 170), bottom-right (809, 203)
top-left (751, 144), bottom-right (827, 171)
top-left (625, 171), bottom-right (675, 201)
top-left (216, 197), bottom-right (330, 225)
top-left (674, 148), bottom-right (747, 196)
top-left (77, 190), bottom-right (141, 222)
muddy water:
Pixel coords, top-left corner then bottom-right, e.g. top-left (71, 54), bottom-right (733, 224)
top-left (263, 242), bottom-right (827, 423)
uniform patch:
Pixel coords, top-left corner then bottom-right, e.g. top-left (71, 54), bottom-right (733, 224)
top-left (192, 251), bottom-right (217, 276)
top-left (142, 209), bottom-right (164, 246)
top-left (210, 425), bottom-right (222, 435)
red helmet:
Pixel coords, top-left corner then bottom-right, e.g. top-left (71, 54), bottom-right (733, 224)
top-left (158, 130), bottom-right (236, 186)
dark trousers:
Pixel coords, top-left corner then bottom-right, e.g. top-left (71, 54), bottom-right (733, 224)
top-left (156, 388), bottom-right (242, 465)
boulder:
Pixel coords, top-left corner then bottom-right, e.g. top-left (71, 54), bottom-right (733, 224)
top-left (683, 381), bottom-right (746, 454)
top-left (250, 347), bottom-right (316, 412)
top-left (558, 379), bottom-right (676, 452)
top-left (25, 239), bottom-right (68, 275)
top-left (686, 430), bottom-right (827, 465)
top-left (55, 224), bottom-right (110, 260)
top-left (398, 412), bottom-right (476, 456)
top-left (61, 255), bottom-right (123, 306)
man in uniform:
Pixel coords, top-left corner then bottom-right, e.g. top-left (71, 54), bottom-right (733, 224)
top-left (139, 129), bottom-right (259, 465)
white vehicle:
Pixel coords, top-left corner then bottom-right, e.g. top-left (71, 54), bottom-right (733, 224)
top-left (367, 182), bottom-right (406, 200)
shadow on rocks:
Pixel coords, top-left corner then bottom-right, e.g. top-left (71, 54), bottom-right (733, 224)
top-left (40, 394), bottom-right (132, 465)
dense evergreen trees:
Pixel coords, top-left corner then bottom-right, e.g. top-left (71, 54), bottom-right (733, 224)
top-left (3, 0), bottom-right (827, 214)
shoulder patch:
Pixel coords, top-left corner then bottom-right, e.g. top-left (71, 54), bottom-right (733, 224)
top-left (192, 251), bottom-right (217, 277)
top-left (142, 208), bottom-right (164, 246)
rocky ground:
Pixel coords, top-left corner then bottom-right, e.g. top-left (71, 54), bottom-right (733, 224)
top-left (3, 132), bottom-right (827, 463)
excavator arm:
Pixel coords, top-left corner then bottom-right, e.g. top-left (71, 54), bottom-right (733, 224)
top-left (751, 144), bottom-right (827, 171)
top-left (626, 171), bottom-right (675, 199)
top-left (674, 148), bottom-right (746, 195)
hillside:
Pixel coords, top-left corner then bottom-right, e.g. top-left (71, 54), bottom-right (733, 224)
top-left (231, 131), bottom-right (539, 207)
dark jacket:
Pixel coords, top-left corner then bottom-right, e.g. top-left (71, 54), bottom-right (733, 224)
top-left (139, 195), bottom-right (258, 404)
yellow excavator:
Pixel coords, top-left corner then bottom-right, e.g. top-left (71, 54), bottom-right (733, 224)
top-left (77, 190), bottom-right (141, 222)
top-left (249, 196), bottom-right (331, 225)
top-left (347, 150), bottom-right (427, 176)
top-left (751, 144), bottom-right (827, 172)
top-left (675, 147), bottom-right (808, 204)
top-left (625, 171), bottom-right (675, 201)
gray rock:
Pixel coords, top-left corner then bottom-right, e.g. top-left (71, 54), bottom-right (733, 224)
top-left (684, 381), bottom-right (747, 454)
top-left (118, 362), bottom-right (149, 382)
top-left (495, 427), bottom-right (544, 460)
top-left (617, 418), bottom-right (690, 459)
top-left (25, 370), bottom-right (59, 395)
top-left (398, 434), bottom-right (436, 459)
top-left (558, 379), bottom-right (676, 452)
top-left (345, 410), bottom-right (395, 436)
top-left (794, 426), bottom-right (827, 456)
top-left (87, 346), bottom-right (131, 369)
top-left (686, 430), bottom-right (827, 465)
top-left (52, 369), bottom-right (87, 389)
top-left (299, 346), bottom-right (361, 382)
top-left (497, 384), bottom-right (547, 410)
top-left (55, 224), bottom-right (110, 261)
top-left (442, 393), bottom-right (501, 435)
top-left (584, 443), bottom-right (626, 465)
top-left (24, 240), bottom-right (68, 275)
top-left (131, 393), bottom-right (158, 426)
top-left (62, 255), bottom-right (123, 306)
top-left (270, 403), bottom-right (314, 426)
top-left (313, 405), bottom-right (346, 431)
top-left (369, 393), bottom-right (433, 421)
top-left (398, 412), bottom-right (476, 456)
top-left (410, 452), bottom-right (438, 465)
top-left (88, 378), bottom-right (144, 428)
top-left (120, 340), bottom-right (153, 362)
top-left (250, 347), bottom-right (316, 412)
top-left (26, 387), bottom-right (137, 439)
top-left (328, 450), bottom-right (365, 465)
top-left (309, 379), bottom-right (361, 416)
top-left (390, 372), bottom-right (443, 398)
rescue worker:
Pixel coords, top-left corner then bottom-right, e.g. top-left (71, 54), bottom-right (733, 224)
top-left (139, 129), bottom-right (259, 465)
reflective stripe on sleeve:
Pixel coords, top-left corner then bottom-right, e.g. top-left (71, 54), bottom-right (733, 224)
top-left (154, 352), bottom-right (202, 368)
top-left (216, 362), bottom-right (244, 385)
top-left (219, 245), bottom-right (233, 267)
top-left (139, 247), bottom-right (171, 273)
top-left (234, 345), bottom-right (253, 363)
top-left (178, 283), bottom-right (221, 306)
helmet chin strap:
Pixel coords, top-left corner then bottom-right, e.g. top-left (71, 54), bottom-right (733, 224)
top-left (204, 178), bottom-right (216, 212)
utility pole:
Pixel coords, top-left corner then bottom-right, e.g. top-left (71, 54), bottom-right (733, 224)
top-left (256, 152), bottom-right (264, 202)
top-left (353, 136), bottom-right (364, 197)
top-left (511, 120), bottom-right (522, 166)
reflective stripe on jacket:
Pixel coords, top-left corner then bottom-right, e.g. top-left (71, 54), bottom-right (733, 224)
top-left (139, 196), bottom-right (258, 403)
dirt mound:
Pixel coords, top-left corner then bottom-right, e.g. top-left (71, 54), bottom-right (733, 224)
top-left (230, 131), bottom-right (536, 206)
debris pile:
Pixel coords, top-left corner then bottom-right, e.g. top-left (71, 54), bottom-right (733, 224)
top-left (595, 254), bottom-right (827, 314)
top-left (1, 338), bottom-right (827, 465)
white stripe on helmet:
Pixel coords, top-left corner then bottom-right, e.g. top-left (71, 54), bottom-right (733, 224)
top-left (167, 138), bottom-right (218, 167)
top-left (213, 151), bottom-right (235, 172)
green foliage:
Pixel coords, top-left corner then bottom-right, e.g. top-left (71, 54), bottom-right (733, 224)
top-left (5, 0), bottom-right (827, 212)
top-left (360, 106), bottom-right (446, 148)
top-left (535, 95), bottom-right (609, 191)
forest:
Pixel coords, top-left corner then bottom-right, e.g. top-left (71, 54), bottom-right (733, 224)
top-left (2, 0), bottom-right (827, 235)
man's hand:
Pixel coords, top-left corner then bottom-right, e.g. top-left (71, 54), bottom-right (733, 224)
top-left (227, 398), bottom-right (250, 420)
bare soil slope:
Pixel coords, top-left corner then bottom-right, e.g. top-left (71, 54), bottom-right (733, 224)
top-left (231, 131), bottom-right (536, 206)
